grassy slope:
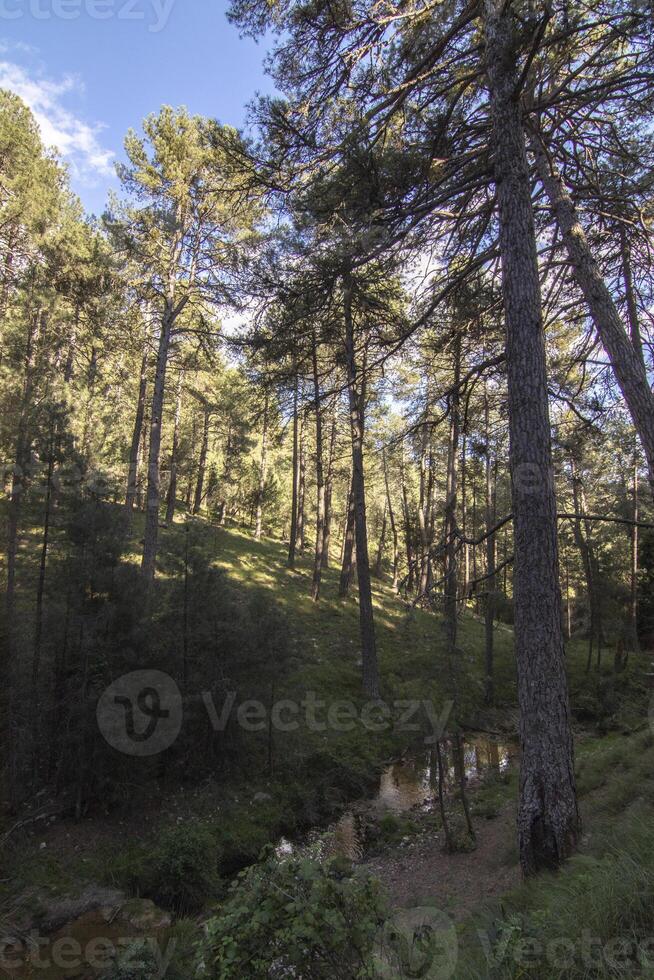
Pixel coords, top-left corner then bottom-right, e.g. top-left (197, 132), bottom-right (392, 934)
top-left (6, 513), bottom-right (653, 978)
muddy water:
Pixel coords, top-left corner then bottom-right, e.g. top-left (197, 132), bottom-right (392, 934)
top-left (3, 910), bottom-right (170, 980)
top-left (4, 737), bottom-right (517, 978)
top-left (280, 735), bottom-right (518, 862)
top-left (375, 735), bottom-right (517, 815)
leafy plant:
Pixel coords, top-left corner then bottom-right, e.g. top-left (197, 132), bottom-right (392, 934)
top-left (202, 852), bottom-right (387, 979)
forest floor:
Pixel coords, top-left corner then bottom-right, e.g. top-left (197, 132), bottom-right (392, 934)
top-left (4, 516), bottom-right (654, 979)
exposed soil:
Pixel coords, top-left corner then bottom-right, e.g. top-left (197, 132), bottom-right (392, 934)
top-left (361, 801), bottom-right (520, 920)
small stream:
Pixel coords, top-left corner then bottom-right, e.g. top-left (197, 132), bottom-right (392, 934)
top-left (278, 734), bottom-right (518, 862)
top-left (3, 736), bottom-right (517, 978)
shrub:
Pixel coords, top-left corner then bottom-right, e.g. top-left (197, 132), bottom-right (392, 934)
top-left (111, 825), bottom-right (221, 914)
top-left (100, 940), bottom-right (159, 980)
top-left (202, 853), bottom-right (387, 979)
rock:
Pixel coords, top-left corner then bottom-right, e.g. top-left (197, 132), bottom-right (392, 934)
top-left (119, 898), bottom-right (171, 931)
top-left (252, 792), bottom-right (273, 804)
top-left (39, 885), bottom-right (126, 933)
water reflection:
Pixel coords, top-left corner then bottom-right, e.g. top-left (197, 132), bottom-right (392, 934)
top-left (277, 736), bottom-right (518, 863)
top-left (376, 736), bottom-right (517, 814)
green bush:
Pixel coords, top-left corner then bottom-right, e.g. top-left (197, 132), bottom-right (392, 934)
top-left (455, 808), bottom-right (654, 979)
top-left (111, 825), bottom-right (221, 914)
top-left (202, 853), bottom-right (387, 979)
top-left (100, 940), bottom-right (159, 980)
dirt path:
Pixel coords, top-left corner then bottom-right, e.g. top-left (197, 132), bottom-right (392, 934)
top-left (361, 802), bottom-right (520, 920)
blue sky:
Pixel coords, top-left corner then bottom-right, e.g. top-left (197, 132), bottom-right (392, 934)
top-left (0, 0), bottom-right (274, 214)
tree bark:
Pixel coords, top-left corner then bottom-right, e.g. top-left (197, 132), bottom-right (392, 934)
top-left (484, 390), bottom-right (496, 706)
top-left (401, 447), bottom-right (415, 594)
top-left (322, 406), bottom-right (338, 567)
top-left (165, 371), bottom-right (183, 525)
top-left (443, 334), bottom-right (461, 672)
top-left (194, 404), bottom-right (212, 516)
top-left (31, 430), bottom-right (55, 776)
top-left (343, 268), bottom-right (380, 699)
top-left (254, 389), bottom-right (269, 539)
top-left (383, 450), bottom-right (399, 590)
top-left (629, 455), bottom-right (639, 652)
top-left (288, 376), bottom-right (300, 568)
top-left (311, 332), bottom-right (326, 601)
top-left (298, 410), bottom-right (307, 550)
top-left (569, 460), bottom-right (597, 672)
top-left (339, 470), bottom-right (356, 597)
top-left (126, 346), bottom-right (149, 513)
top-left (141, 304), bottom-right (174, 584)
top-left (374, 502), bottom-right (387, 578)
top-left (485, 0), bottom-right (579, 875)
top-left (620, 226), bottom-right (646, 368)
top-left (532, 134), bottom-right (654, 501)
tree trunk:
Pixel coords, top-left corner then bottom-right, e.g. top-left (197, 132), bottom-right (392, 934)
top-left (629, 455), bottom-right (639, 652)
top-left (620, 226), bottom-right (646, 368)
top-left (460, 432), bottom-right (470, 602)
top-left (401, 448), bottom-right (415, 593)
top-left (339, 470), bottom-right (356, 597)
top-left (288, 377), bottom-right (300, 568)
top-left (484, 390), bottom-right (496, 706)
top-left (343, 269), bottom-right (380, 699)
top-left (443, 334), bottom-right (461, 673)
top-left (311, 333), bottom-right (326, 601)
top-left (254, 389), bottom-right (269, 540)
top-left (125, 348), bottom-right (148, 514)
top-left (141, 305), bottom-right (174, 584)
top-left (298, 410), bottom-right (307, 550)
top-left (570, 461), bottom-right (597, 673)
top-left (322, 409), bottom-right (337, 567)
top-left (165, 371), bottom-right (183, 525)
top-left (418, 424), bottom-right (432, 597)
top-left (374, 503), bottom-right (387, 578)
top-left (533, 135), bottom-right (654, 501)
top-left (383, 451), bottom-right (400, 590)
top-left (194, 405), bottom-right (211, 516)
top-left (485, 0), bottom-right (579, 875)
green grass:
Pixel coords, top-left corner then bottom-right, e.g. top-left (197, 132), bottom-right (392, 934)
top-left (453, 728), bottom-right (654, 979)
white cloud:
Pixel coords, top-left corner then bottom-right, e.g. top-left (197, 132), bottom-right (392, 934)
top-left (0, 59), bottom-right (114, 185)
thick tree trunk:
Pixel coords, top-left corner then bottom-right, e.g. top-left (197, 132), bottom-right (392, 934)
top-left (339, 471), bottom-right (356, 597)
top-left (194, 405), bottom-right (211, 516)
top-left (383, 451), bottom-right (399, 590)
top-left (418, 424), bottom-right (432, 597)
top-left (485, 0), bottom-right (579, 875)
top-left (141, 305), bottom-right (174, 584)
top-left (31, 432), bottom-right (55, 775)
top-left (165, 371), bottom-right (183, 525)
top-left (401, 448), bottom-right (415, 593)
top-left (343, 269), bottom-right (379, 699)
top-left (254, 390), bottom-right (269, 540)
top-left (443, 334), bottom-right (461, 670)
top-left (629, 457), bottom-right (639, 652)
top-left (460, 432), bottom-right (470, 602)
top-left (298, 411), bottom-right (307, 550)
top-left (620, 226), bottom-right (646, 368)
top-left (126, 349), bottom-right (149, 513)
top-left (569, 461), bottom-right (597, 672)
top-left (533, 135), bottom-right (654, 500)
top-left (484, 391), bottom-right (496, 706)
top-left (311, 333), bottom-right (326, 601)
top-left (322, 409), bottom-right (337, 568)
top-left (374, 503), bottom-right (387, 578)
top-left (288, 377), bottom-right (300, 568)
